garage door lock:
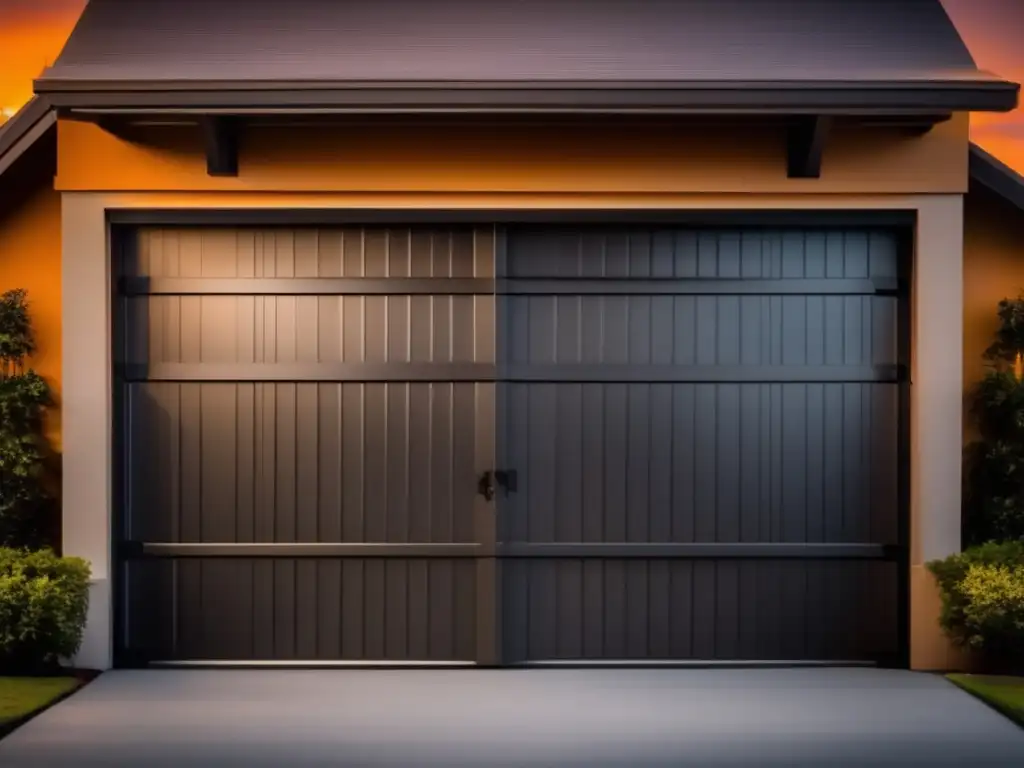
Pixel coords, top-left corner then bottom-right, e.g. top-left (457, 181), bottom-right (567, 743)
top-left (479, 469), bottom-right (518, 501)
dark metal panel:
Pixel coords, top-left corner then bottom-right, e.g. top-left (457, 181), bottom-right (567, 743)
top-left (452, 383), bottom-right (480, 545)
top-left (603, 560), bottom-right (628, 658)
top-left (117, 224), bottom-right (497, 665)
top-left (498, 543), bottom-right (894, 559)
top-left (296, 560), bottom-right (319, 658)
top-left (693, 384), bottom-right (717, 542)
top-left (200, 384), bottom-right (238, 542)
top-left (715, 562), bottom-right (741, 658)
top-left (500, 558), bottom-right (900, 662)
top-left (526, 384), bottom-right (557, 545)
top-left (387, 384), bottom-right (410, 543)
top-left (138, 543), bottom-right (486, 557)
top-left (430, 383), bottom-right (455, 543)
top-left (499, 225), bottom-right (908, 664)
top-left (626, 385), bottom-right (650, 542)
top-left (500, 364), bottom-right (903, 384)
top-left (649, 384), bottom-right (673, 543)
top-left (123, 557), bottom-right (479, 662)
top-left (275, 383), bottom-right (298, 543)
top-left (341, 384), bottom-right (365, 541)
top-left (109, 210), bottom-right (919, 228)
top-left (625, 561), bottom-right (649, 656)
top-left (363, 559), bottom-right (386, 658)
top-left (316, 385), bottom-right (342, 542)
top-left (555, 384), bottom-right (584, 541)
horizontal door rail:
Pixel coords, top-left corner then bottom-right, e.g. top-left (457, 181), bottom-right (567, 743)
top-left (120, 276), bottom-right (902, 298)
top-left (500, 363), bottom-right (905, 384)
top-left (499, 542), bottom-right (901, 559)
top-left (119, 362), bottom-right (496, 383)
top-left (123, 542), bottom-right (901, 560)
top-left (127, 542), bottom-right (489, 558)
top-left (119, 362), bottom-right (904, 384)
top-left (121, 277), bottom-right (495, 296)
top-left (499, 277), bottom-right (901, 296)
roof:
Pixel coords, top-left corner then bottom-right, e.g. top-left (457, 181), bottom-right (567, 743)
top-left (2, 98), bottom-right (1024, 219)
top-left (970, 143), bottom-right (1024, 212)
top-left (34, 0), bottom-right (1019, 114)
top-left (0, 97), bottom-right (55, 178)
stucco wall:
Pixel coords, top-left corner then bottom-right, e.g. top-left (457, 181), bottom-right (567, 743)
top-left (0, 180), bottom-right (62, 448)
top-left (56, 114), bottom-right (970, 194)
top-left (964, 185), bottom-right (1024, 424)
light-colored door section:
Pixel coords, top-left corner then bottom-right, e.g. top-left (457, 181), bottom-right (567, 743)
top-left (115, 226), bottom-right (497, 663)
top-left (497, 226), bottom-right (907, 664)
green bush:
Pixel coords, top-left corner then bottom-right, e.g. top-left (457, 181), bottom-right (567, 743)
top-left (0, 548), bottom-right (90, 671)
top-left (928, 541), bottom-right (1024, 663)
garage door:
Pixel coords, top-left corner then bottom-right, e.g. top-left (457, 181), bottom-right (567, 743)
top-left (497, 227), bottom-right (906, 665)
top-left (114, 223), bottom-right (906, 666)
top-left (116, 226), bottom-right (499, 664)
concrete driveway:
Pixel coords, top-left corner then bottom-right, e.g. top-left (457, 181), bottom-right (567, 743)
top-left (1, 668), bottom-right (1023, 767)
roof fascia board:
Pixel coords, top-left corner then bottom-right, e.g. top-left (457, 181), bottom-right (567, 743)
top-left (36, 80), bottom-right (1019, 113)
top-left (0, 98), bottom-right (56, 181)
top-left (0, 111), bottom-right (56, 178)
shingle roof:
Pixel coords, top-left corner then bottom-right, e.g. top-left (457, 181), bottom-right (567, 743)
top-left (34, 0), bottom-right (1018, 113)
top-left (35, 0), bottom-right (984, 82)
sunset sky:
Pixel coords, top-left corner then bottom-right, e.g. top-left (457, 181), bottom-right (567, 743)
top-left (1, 0), bottom-right (1023, 171)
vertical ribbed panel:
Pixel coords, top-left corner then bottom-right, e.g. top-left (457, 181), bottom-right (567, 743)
top-left (498, 227), bottom-right (906, 663)
top-left (125, 558), bottom-right (477, 661)
top-left (501, 559), bottom-right (898, 662)
top-left (121, 226), bottom-right (495, 662)
top-left (120, 223), bottom-right (906, 665)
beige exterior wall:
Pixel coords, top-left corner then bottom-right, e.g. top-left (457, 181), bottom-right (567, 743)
top-left (964, 187), bottom-right (1024, 421)
top-left (54, 116), bottom-right (970, 670)
top-left (56, 114), bottom-right (970, 194)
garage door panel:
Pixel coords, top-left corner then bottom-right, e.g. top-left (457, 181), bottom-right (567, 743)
top-left (501, 381), bottom-right (898, 546)
top-left (502, 294), bottom-right (897, 370)
top-left (499, 225), bottom-right (906, 664)
top-left (126, 382), bottom-right (484, 545)
top-left (505, 228), bottom-right (900, 280)
top-left (502, 559), bottom-right (899, 662)
top-left (132, 227), bottom-right (491, 280)
top-left (123, 558), bottom-right (477, 662)
top-left (125, 294), bottom-right (495, 367)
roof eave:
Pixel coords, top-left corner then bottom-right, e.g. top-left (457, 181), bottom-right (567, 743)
top-left (0, 97), bottom-right (56, 180)
top-left (34, 79), bottom-right (1020, 115)
top-left (970, 143), bottom-right (1024, 213)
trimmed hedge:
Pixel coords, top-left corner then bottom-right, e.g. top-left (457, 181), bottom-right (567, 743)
top-left (928, 541), bottom-right (1024, 666)
top-left (0, 548), bottom-right (90, 671)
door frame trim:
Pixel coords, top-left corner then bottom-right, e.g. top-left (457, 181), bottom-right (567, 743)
top-left (69, 200), bottom-right (935, 671)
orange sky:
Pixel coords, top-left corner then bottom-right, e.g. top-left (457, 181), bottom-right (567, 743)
top-left (1, 0), bottom-right (1023, 171)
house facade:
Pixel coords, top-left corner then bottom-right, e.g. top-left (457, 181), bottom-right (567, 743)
top-left (0, 0), bottom-right (1021, 671)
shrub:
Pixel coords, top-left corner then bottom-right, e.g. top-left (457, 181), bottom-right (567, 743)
top-left (963, 295), bottom-right (1024, 545)
top-left (0, 548), bottom-right (90, 671)
top-left (928, 541), bottom-right (1024, 664)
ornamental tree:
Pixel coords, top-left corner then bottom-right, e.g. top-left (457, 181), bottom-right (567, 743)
top-left (0, 289), bottom-right (56, 548)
